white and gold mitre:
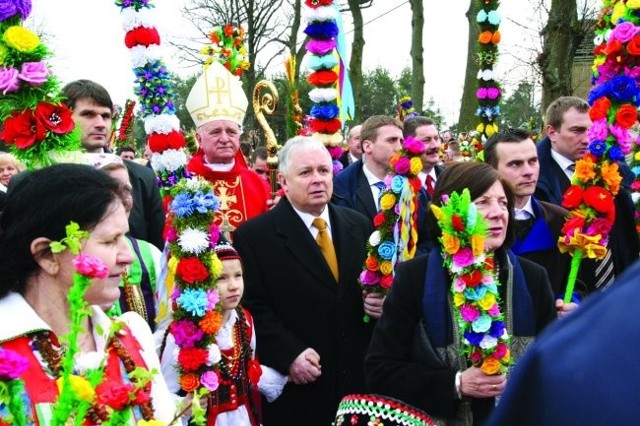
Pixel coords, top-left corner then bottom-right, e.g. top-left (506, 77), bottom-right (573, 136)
top-left (186, 61), bottom-right (248, 128)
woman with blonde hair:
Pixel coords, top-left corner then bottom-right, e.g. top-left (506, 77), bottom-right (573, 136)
top-left (0, 152), bottom-right (25, 191)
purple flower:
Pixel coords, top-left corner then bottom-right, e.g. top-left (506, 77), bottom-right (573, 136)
top-left (489, 320), bottom-right (505, 338)
top-left (206, 289), bottom-right (220, 310)
top-left (15, 0), bottom-right (31, 19)
top-left (18, 61), bottom-right (49, 86)
top-left (611, 21), bottom-right (640, 43)
top-left (359, 270), bottom-right (379, 285)
top-left (201, 371), bottom-right (219, 391)
top-left (170, 320), bottom-right (204, 348)
top-left (460, 304), bottom-right (480, 322)
top-left (0, 66), bottom-right (20, 94)
top-left (0, 1), bottom-right (17, 21)
top-left (0, 348), bottom-right (28, 380)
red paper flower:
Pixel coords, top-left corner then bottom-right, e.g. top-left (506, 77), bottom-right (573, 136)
top-left (373, 212), bottom-right (385, 227)
top-left (461, 270), bottom-right (483, 288)
top-left (1, 109), bottom-right (46, 149)
top-left (148, 131), bottom-right (186, 152)
top-left (307, 69), bottom-right (338, 86)
top-left (561, 216), bottom-right (586, 237)
top-left (584, 186), bottom-right (614, 214)
top-left (589, 97), bottom-right (611, 121)
top-left (614, 104), bottom-right (637, 129)
top-left (562, 185), bottom-right (584, 210)
top-left (379, 274), bottom-right (393, 289)
top-left (304, 0), bottom-right (334, 8)
top-left (627, 35), bottom-right (640, 55)
top-left (34, 102), bottom-right (74, 134)
top-left (176, 257), bottom-right (210, 284)
top-left (96, 381), bottom-right (134, 410)
top-left (451, 214), bottom-right (465, 231)
top-left (309, 118), bottom-right (341, 134)
top-left (124, 27), bottom-right (161, 48)
top-left (178, 347), bottom-right (208, 372)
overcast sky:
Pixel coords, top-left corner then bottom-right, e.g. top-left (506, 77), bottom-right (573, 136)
top-left (30, 1), bottom-right (543, 128)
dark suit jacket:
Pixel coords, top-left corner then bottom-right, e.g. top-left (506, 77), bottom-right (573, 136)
top-left (365, 251), bottom-right (555, 423)
top-left (332, 159), bottom-right (377, 220)
top-left (124, 159), bottom-right (165, 250)
top-left (233, 198), bottom-right (374, 426)
top-left (338, 150), bottom-right (353, 169)
top-left (488, 259), bottom-right (640, 425)
top-left (535, 137), bottom-right (639, 278)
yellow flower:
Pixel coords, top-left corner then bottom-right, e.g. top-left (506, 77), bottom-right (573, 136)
top-left (485, 123), bottom-right (498, 137)
top-left (629, 0), bottom-right (640, 8)
top-left (612, 1), bottom-right (627, 24)
top-left (138, 421), bottom-right (167, 426)
top-left (56, 375), bottom-right (94, 402)
top-left (635, 151), bottom-right (640, 162)
top-left (409, 157), bottom-right (422, 175)
top-left (379, 193), bottom-right (396, 211)
top-left (379, 260), bottom-right (393, 275)
top-left (593, 56), bottom-right (606, 67)
top-left (211, 253), bottom-right (223, 277)
top-left (478, 293), bottom-right (496, 311)
top-left (4, 26), bottom-right (41, 52)
top-left (471, 234), bottom-right (485, 257)
top-left (442, 233), bottom-right (460, 255)
top-left (430, 204), bottom-right (444, 222)
top-left (476, 123), bottom-right (485, 134)
top-left (453, 292), bottom-right (466, 307)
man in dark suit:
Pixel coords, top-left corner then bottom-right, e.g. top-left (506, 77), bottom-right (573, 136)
top-left (535, 96), bottom-right (639, 285)
top-left (484, 128), bottom-right (591, 305)
top-left (234, 136), bottom-right (376, 426)
top-left (487, 259), bottom-right (640, 426)
top-left (338, 124), bottom-right (362, 169)
top-left (62, 80), bottom-right (165, 250)
top-left (332, 115), bottom-right (403, 220)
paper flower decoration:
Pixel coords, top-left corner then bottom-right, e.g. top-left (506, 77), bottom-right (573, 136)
top-left (475, 0), bottom-right (501, 139)
top-left (202, 25), bottom-right (250, 76)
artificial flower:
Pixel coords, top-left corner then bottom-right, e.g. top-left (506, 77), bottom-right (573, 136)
top-left (180, 373), bottom-right (200, 392)
top-left (18, 61), bottom-right (49, 86)
top-left (178, 347), bottom-right (208, 372)
top-left (96, 381), bottom-right (133, 410)
top-left (170, 320), bottom-right (204, 348)
top-left (589, 96), bottom-right (611, 121)
top-left (0, 349), bottom-right (28, 380)
top-left (379, 193), bottom-right (396, 211)
top-left (177, 288), bottom-right (208, 317)
top-left (3, 26), bottom-right (40, 52)
top-left (0, 108), bottom-right (46, 149)
top-left (574, 158), bottom-right (597, 182)
top-left (176, 257), bottom-right (209, 284)
top-left (480, 355), bottom-right (501, 375)
top-left (0, 66), bottom-right (19, 94)
top-left (200, 371), bottom-right (219, 391)
top-left (562, 185), bottom-right (584, 210)
top-left (614, 103), bottom-right (638, 128)
top-left (601, 161), bottom-right (622, 194)
top-left (583, 186), bottom-right (615, 214)
top-left (57, 375), bottom-right (95, 402)
top-left (442, 233), bottom-right (460, 255)
top-left (379, 261), bottom-right (393, 276)
top-left (34, 102), bottom-right (74, 134)
top-left (199, 310), bottom-right (223, 334)
top-left (206, 344), bottom-right (221, 366)
top-left (178, 228), bottom-right (210, 255)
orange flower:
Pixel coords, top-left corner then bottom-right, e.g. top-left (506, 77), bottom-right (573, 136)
top-left (442, 233), bottom-right (460, 254)
top-left (209, 32), bottom-right (220, 44)
top-left (478, 30), bottom-right (492, 44)
top-left (365, 255), bottom-right (379, 271)
top-left (180, 373), bottom-right (200, 393)
top-left (480, 355), bottom-right (502, 375)
top-left (600, 161), bottom-right (622, 195)
top-left (574, 157), bottom-right (597, 183)
top-left (223, 24), bottom-right (234, 37)
top-left (389, 153), bottom-right (400, 167)
top-left (491, 31), bottom-right (501, 44)
top-left (199, 310), bottom-right (223, 335)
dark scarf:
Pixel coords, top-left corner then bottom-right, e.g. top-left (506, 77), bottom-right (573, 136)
top-left (422, 248), bottom-right (536, 348)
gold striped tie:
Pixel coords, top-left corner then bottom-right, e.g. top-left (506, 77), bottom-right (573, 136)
top-left (312, 218), bottom-right (339, 281)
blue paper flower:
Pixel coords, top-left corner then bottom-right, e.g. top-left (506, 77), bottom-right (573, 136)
top-left (391, 175), bottom-right (406, 194)
top-left (608, 145), bottom-right (624, 162)
top-left (464, 330), bottom-right (483, 346)
top-left (177, 288), bottom-right (208, 317)
top-left (489, 320), bottom-right (505, 338)
top-left (487, 11), bottom-right (501, 25)
top-left (310, 103), bottom-right (339, 120)
top-left (192, 190), bottom-right (219, 213)
top-left (304, 21), bottom-right (339, 40)
top-left (607, 75), bottom-right (638, 104)
top-left (171, 192), bottom-right (194, 217)
top-left (471, 314), bottom-right (492, 333)
top-left (589, 140), bottom-right (607, 157)
top-left (464, 286), bottom-right (487, 301)
top-left (377, 241), bottom-right (396, 260)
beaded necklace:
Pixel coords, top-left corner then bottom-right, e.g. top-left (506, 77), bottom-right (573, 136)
top-left (218, 308), bottom-right (251, 380)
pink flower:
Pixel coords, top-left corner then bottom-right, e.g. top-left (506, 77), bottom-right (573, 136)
top-left (206, 289), bottom-right (220, 309)
top-left (170, 319), bottom-right (204, 348)
top-left (166, 226), bottom-right (177, 242)
top-left (327, 145), bottom-right (344, 160)
top-left (18, 61), bottom-right (49, 86)
top-left (460, 304), bottom-right (480, 322)
top-left (453, 277), bottom-right (466, 292)
top-left (469, 350), bottom-right (483, 363)
top-left (487, 87), bottom-right (501, 100)
top-left (403, 136), bottom-right (426, 155)
top-left (208, 223), bottom-right (220, 248)
top-left (452, 247), bottom-right (474, 268)
top-left (587, 118), bottom-right (608, 141)
top-left (359, 270), bottom-right (379, 285)
top-left (494, 342), bottom-right (508, 359)
top-left (0, 66), bottom-right (20, 94)
top-left (487, 303), bottom-right (501, 317)
top-left (72, 254), bottom-right (109, 279)
top-left (586, 218), bottom-right (613, 238)
top-left (609, 124), bottom-right (632, 154)
top-left (476, 87), bottom-right (487, 99)
top-left (200, 371), bottom-right (219, 391)
top-left (394, 157), bottom-right (410, 174)
top-left (0, 348), bottom-right (29, 380)
top-left (611, 21), bottom-right (640, 43)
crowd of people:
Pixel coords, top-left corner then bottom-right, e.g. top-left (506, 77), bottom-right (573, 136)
top-left (1, 49), bottom-right (639, 425)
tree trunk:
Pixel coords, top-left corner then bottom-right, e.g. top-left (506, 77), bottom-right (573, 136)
top-left (458, 0), bottom-right (479, 132)
top-left (409, 0), bottom-right (424, 113)
top-left (348, 0), bottom-right (365, 121)
top-left (539, 0), bottom-right (581, 112)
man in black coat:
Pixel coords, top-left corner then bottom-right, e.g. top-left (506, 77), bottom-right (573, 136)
top-left (535, 96), bottom-right (639, 285)
top-left (484, 127), bottom-right (595, 299)
top-left (62, 80), bottom-right (165, 250)
top-left (234, 136), bottom-right (376, 426)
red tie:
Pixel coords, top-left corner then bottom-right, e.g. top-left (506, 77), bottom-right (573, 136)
top-left (426, 175), bottom-right (434, 197)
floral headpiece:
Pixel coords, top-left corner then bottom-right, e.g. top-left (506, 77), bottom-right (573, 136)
top-left (475, 0), bottom-right (501, 138)
top-left (431, 189), bottom-right (511, 375)
top-left (116, 0), bottom-right (189, 200)
top-left (359, 136), bottom-right (425, 321)
top-left (304, 0), bottom-right (345, 174)
top-left (0, 0), bottom-right (81, 169)
top-left (201, 25), bottom-right (250, 77)
top-left (558, 0), bottom-right (636, 301)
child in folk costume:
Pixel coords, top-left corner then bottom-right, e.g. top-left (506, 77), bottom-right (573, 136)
top-left (161, 241), bottom-right (287, 425)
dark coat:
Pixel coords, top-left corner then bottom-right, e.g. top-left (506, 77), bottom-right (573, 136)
top-left (233, 198), bottom-right (374, 426)
top-left (535, 137), bottom-right (639, 278)
top-left (332, 159), bottom-right (377, 220)
top-left (125, 159), bottom-right (165, 250)
top-left (488, 259), bottom-right (640, 425)
top-left (365, 251), bottom-right (555, 424)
